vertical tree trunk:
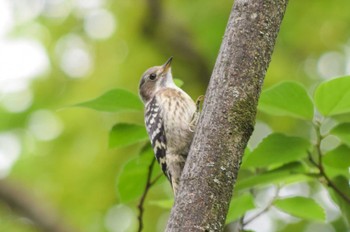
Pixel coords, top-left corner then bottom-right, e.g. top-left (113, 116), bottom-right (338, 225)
top-left (166, 0), bottom-right (288, 231)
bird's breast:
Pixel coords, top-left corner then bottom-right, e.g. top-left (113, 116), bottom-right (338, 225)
top-left (157, 88), bottom-right (196, 153)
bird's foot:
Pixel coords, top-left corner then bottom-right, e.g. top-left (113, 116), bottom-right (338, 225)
top-left (189, 95), bottom-right (204, 132)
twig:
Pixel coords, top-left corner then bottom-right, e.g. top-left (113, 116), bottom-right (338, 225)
top-left (137, 157), bottom-right (162, 232)
top-left (142, 0), bottom-right (162, 36)
top-left (150, 173), bottom-right (163, 186)
top-left (243, 188), bottom-right (279, 227)
top-left (323, 172), bottom-right (350, 203)
top-left (313, 121), bottom-right (323, 165)
top-left (238, 215), bottom-right (245, 231)
top-left (310, 121), bottom-right (350, 204)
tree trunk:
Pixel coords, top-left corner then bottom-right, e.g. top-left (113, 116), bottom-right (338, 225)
top-left (166, 0), bottom-right (288, 231)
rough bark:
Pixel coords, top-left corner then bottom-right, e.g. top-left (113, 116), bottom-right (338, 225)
top-left (166, 0), bottom-right (288, 231)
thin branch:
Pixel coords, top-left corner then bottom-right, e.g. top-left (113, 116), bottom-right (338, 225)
top-left (137, 157), bottom-right (162, 232)
top-left (141, 0), bottom-right (211, 88)
top-left (323, 172), bottom-right (350, 204)
top-left (243, 188), bottom-right (279, 227)
top-left (313, 121), bottom-right (323, 165)
top-left (0, 179), bottom-right (78, 232)
top-left (150, 173), bottom-right (163, 186)
top-left (142, 0), bottom-right (162, 36)
top-left (310, 121), bottom-right (350, 205)
top-left (239, 216), bottom-right (245, 231)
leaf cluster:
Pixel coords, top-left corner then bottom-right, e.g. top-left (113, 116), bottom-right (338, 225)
top-left (76, 76), bottom-right (350, 230)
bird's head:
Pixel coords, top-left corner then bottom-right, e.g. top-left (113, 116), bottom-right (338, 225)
top-left (139, 57), bottom-right (175, 103)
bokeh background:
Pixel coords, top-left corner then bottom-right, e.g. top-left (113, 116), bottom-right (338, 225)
top-left (0, 0), bottom-right (350, 231)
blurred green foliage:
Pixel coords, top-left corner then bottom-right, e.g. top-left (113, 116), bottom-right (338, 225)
top-left (1, 0), bottom-right (350, 232)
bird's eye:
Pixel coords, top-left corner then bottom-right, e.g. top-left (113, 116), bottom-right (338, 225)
top-left (149, 73), bottom-right (157, 80)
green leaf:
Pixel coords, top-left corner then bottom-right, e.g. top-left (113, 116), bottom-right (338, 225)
top-left (274, 196), bottom-right (325, 222)
top-left (226, 193), bottom-right (255, 223)
top-left (236, 162), bottom-right (310, 191)
top-left (314, 76), bottom-right (350, 116)
top-left (242, 133), bottom-right (310, 168)
top-left (117, 147), bottom-right (153, 203)
top-left (148, 199), bottom-right (174, 209)
top-left (323, 145), bottom-right (350, 170)
top-left (75, 89), bottom-right (143, 112)
top-left (174, 78), bottom-right (184, 87)
top-left (109, 123), bottom-right (148, 149)
top-left (331, 123), bottom-right (350, 146)
top-left (258, 81), bottom-right (314, 120)
top-left (241, 147), bottom-right (251, 166)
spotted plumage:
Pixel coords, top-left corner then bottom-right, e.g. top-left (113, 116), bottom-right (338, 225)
top-left (144, 97), bottom-right (168, 177)
top-left (139, 57), bottom-right (197, 195)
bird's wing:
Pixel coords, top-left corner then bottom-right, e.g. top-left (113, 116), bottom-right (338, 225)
top-left (145, 97), bottom-right (169, 181)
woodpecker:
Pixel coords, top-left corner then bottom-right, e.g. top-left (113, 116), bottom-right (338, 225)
top-left (139, 57), bottom-right (197, 196)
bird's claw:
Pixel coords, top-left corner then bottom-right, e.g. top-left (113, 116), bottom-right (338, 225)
top-left (189, 95), bottom-right (204, 132)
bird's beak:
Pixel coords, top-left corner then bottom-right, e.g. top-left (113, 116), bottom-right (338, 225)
top-left (162, 57), bottom-right (173, 74)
